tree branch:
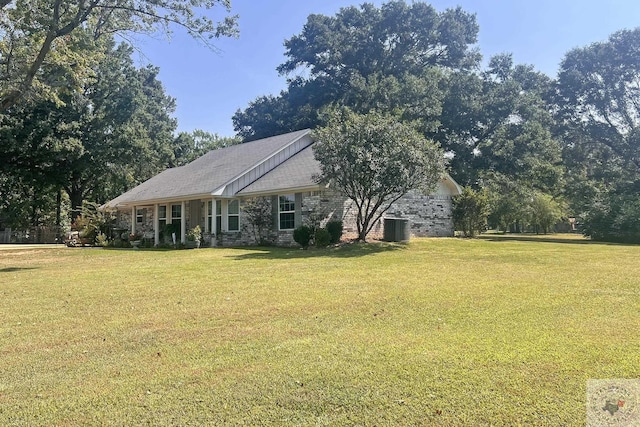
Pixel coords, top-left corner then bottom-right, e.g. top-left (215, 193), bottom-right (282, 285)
top-left (0, 30), bottom-right (57, 111)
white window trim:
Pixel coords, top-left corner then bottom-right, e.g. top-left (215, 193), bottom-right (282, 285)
top-left (227, 199), bottom-right (240, 232)
top-left (171, 204), bottom-right (181, 224)
top-left (279, 194), bottom-right (295, 231)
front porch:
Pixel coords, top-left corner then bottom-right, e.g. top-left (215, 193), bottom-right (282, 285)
top-left (122, 198), bottom-right (240, 247)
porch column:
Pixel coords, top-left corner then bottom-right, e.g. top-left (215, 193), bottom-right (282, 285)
top-left (180, 200), bottom-right (186, 244)
top-left (131, 206), bottom-right (136, 235)
top-left (154, 204), bottom-right (159, 247)
top-left (211, 197), bottom-right (217, 247)
top-left (204, 200), bottom-right (210, 234)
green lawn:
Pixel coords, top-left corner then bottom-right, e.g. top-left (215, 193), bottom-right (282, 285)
top-left (1, 236), bottom-right (638, 425)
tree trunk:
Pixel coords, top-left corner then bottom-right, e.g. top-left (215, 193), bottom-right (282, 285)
top-left (56, 188), bottom-right (62, 242)
top-left (68, 186), bottom-right (84, 221)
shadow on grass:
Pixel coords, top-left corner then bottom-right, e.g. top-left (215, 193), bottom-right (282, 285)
top-left (478, 234), bottom-right (639, 247)
top-left (225, 241), bottom-right (407, 261)
top-left (0, 267), bottom-right (39, 273)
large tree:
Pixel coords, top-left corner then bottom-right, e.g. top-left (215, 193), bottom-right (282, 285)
top-left (172, 129), bottom-right (241, 167)
top-left (434, 54), bottom-right (564, 233)
top-left (556, 28), bottom-right (640, 242)
top-left (312, 109), bottom-right (445, 242)
top-left (233, 0), bottom-right (479, 141)
top-left (557, 28), bottom-right (640, 176)
top-left (0, 38), bottom-right (178, 225)
top-left (0, 0), bottom-right (238, 112)
top-left (436, 54), bottom-right (559, 186)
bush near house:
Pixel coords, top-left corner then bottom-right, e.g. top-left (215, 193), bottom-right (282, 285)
top-left (293, 225), bottom-right (313, 248)
top-left (326, 220), bottom-right (343, 243)
top-left (314, 227), bottom-right (331, 247)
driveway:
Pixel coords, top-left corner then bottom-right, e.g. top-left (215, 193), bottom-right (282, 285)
top-left (0, 244), bottom-right (67, 251)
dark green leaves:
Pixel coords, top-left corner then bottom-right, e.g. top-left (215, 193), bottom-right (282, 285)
top-left (312, 109), bottom-right (445, 241)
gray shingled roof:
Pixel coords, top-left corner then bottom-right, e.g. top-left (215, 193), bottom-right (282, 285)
top-left (105, 129), bottom-right (311, 207)
top-left (238, 144), bottom-right (322, 195)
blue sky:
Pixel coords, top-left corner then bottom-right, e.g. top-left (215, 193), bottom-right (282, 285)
top-left (136, 0), bottom-right (640, 137)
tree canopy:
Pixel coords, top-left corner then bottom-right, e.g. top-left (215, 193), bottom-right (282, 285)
top-left (0, 38), bottom-right (178, 226)
top-left (172, 130), bottom-right (241, 167)
top-left (556, 27), bottom-right (640, 242)
top-left (0, 0), bottom-right (238, 112)
top-left (233, 0), bottom-right (480, 141)
top-left (312, 109), bottom-right (445, 241)
top-left (3, 0), bottom-right (640, 244)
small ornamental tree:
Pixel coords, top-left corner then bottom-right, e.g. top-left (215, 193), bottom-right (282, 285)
top-left (313, 109), bottom-right (445, 242)
top-left (452, 187), bottom-right (489, 237)
top-left (243, 197), bottom-right (272, 245)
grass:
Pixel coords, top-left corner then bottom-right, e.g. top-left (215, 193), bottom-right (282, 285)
top-left (1, 235), bottom-right (639, 425)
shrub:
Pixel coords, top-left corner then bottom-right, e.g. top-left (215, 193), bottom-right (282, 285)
top-left (326, 220), bottom-right (343, 244)
top-left (95, 232), bottom-right (108, 247)
top-left (453, 187), bottom-right (489, 237)
top-left (293, 225), bottom-right (313, 249)
top-left (582, 189), bottom-right (640, 243)
top-left (186, 225), bottom-right (202, 242)
top-left (160, 223), bottom-right (180, 243)
top-left (315, 228), bottom-right (331, 247)
top-left (76, 201), bottom-right (116, 244)
top-left (108, 238), bottom-right (128, 248)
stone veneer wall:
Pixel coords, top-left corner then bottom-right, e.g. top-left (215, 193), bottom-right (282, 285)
top-left (219, 188), bottom-right (454, 246)
top-left (384, 190), bottom-right (455, 237)
top-left (114, 187), bottom-right (454, 247)
top-left (327, 188), bottom-right (455, 240)
top-left (116, 208), bottom-right (154, 237)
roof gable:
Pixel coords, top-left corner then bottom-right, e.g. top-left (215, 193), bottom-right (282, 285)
top-left (238, 144), bottom-right (322, 196)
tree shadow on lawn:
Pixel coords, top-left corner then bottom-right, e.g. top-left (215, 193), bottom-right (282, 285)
top-left (478, 234), bottom-right (639, 247)
top-left (0, 267), bottom-right (39, 273)
top-left (224, 241), bottom-right (407, 261)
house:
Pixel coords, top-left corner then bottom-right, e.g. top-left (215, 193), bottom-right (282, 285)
top-left (103, 129), bottom-right (462, 246)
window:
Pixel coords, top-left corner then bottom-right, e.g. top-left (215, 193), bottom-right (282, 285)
top-left (136, 209), bottom-right (144, 224)
top-left (158, 205), bottom-right (167, 228)
top-left (207, 201), bottom-right (223, 234)
top-left (171, 204), bottom-right (181, 223)
top-left (228, 200), bottom-right (240, 232)
top-left (279, 195), bottom-right (295, 230)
